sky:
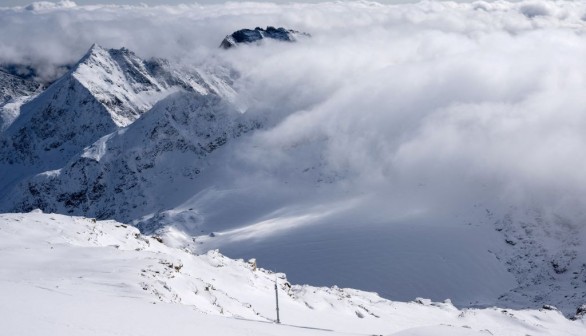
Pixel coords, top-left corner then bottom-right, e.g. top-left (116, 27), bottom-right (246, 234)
top-left (3, 0), bottom-right (429, 6)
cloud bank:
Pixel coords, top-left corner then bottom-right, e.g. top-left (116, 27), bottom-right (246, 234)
top-left (3, 0), bottom-right (586, 226)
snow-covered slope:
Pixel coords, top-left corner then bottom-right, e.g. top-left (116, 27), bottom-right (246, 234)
top-left (175, 192), bottom-right (585, 316)
top-left (4, 90), bottom-right (259, 221)
top-left (0, 211), bottom-right (583, 336)
top-left (491, 208), bottom-right (586, 314)
top-left (71, 44), bottom-right (239, 127)
top-left (0, 44), bottom-right (232, 168)
top-left (0, 45), bottom-right (239, 202)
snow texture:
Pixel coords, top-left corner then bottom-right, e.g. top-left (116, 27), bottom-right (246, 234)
top-left (0, 211), bottom-right (584, 336)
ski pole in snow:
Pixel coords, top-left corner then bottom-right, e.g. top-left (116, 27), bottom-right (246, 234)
top-left (275, 275), bottom-right (280, 324)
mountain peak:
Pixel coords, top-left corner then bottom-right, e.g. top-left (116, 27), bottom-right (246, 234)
top-left (79, 43), bottom-right (108, 63)
top-left (220, 26), bottom-right (310, 49)
top-left (88, 42), bottom-right (105, 53)
top-left (70, 45), bottom-right (171, 127)
top-left (0, 45), bottom-right (176, 168)
top-left (0, 43), bottom-right (242, 180)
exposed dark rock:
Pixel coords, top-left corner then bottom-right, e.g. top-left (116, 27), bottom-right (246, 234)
top-left (220, 26), bottom-right (310, 49)
top-left (572, 304), bottom-right (586, 320)
top-left (541, 304), bottom-right (558, 311)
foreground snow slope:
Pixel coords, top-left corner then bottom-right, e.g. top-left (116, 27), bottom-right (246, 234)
top-left (0, 211), bottom-right (583, 336)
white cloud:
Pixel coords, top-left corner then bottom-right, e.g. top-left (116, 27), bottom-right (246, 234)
top-left (3, 0), bottom-right (586, 224)
top-left (25, 0), bottom-right (77, 11)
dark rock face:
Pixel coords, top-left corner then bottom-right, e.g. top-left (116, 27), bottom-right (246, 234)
top-left (220, 26), bottom-right (310, 49)
top-left (573, 304), bottom-right (586, 320)
top-left (0, 63), bottom-right (72, 86)
top-left (0, 70), bottom-right (39, 105)
top-left (492, 209), bottom-right (586, 317)
top-left (0, 70), bottom-right (39, 132)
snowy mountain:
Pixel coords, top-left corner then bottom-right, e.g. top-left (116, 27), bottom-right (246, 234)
top-left (0, 44), bottom-right (232, 169)
top-left (3, 0), bottom-right (586, 334)
top-left (0, 44), bottom-right (239, 202)
top-left (1, 42), bottom-right (585, 320)
top-left (5, 90), bottom-right (260, 221)
top-left (220, 26), bottom-right (311, 49)
top-left (1, 211), bottom-right (584, 336)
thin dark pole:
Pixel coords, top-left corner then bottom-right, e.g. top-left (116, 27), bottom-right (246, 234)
top-left (275, 277), bottom-right (280, 324)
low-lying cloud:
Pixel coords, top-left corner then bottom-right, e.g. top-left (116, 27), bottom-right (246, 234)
top-left (3, 0), bottom-right (586, 226)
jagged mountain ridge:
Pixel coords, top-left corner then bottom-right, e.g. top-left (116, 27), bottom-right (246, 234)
top-left (0, 43), bottom-right (251, 221)
top-left (0, 44), bottom-right (240, 203)
top-left (7, 90), bottom-right (260, 221)
top-left (0, 44), bottom-right (236, 168)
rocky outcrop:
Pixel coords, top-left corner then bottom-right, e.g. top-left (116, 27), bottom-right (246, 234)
top-left (220, 26), bottom-right (310, 49)
top-left (0, 70), bottom-right (39, 132)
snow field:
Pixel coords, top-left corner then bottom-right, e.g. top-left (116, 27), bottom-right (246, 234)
top-left (0, 211), bottom-right (583, 336)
